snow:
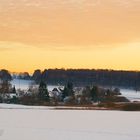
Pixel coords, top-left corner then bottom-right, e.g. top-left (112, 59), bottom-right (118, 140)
top-left (0, 104), bottom-right (140, 140)
top-left (0, 103), bottom-right (52, 110)
top-left (121, 89), bottom-right (140, 102)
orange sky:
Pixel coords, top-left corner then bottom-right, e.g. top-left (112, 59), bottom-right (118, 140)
top-left (0, 0), bottom-right (140, 73)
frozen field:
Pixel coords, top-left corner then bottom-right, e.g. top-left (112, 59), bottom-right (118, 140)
top-left (0, 104), bottom-right (140, 140)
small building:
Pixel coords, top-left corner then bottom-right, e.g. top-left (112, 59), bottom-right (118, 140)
top-left (49, 87), bottom-right (63, 101)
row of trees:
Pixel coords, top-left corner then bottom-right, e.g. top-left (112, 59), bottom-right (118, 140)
top-left (32, 81), bottom-right (101, 105)
top-left (1, 68), bottom-right (140, 90)
top-left (32, 69), bottom-right (140, 89)
top-left (0, 69), bottom-right (129, 105)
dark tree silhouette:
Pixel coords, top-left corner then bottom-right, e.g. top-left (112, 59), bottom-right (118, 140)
top-left (12, 86), bottom-right (16, 93)
top-left (18, 72), bottom-right (31, 80)
top-left (0, 69), bottom-right (12, 93)
top-left (32, 69), bottom-right (140, 89)
top-left (62, 82), bottom-right (74, 99)
top-left (90, 86), bottom-right (99, 102)
top-left (38, 81), bottom-right (49, 101)
top-left (32, 69), bottom-right (42, 83)
top-left (0, 69), bottom-right (12, 82)
top-left (82, 86), bottom-right (91, 97)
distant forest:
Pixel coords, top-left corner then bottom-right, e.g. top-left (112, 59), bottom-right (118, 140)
top-left (32, 69), bottom-right (140, 89)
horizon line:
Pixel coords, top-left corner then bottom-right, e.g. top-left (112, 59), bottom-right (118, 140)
top-left (0, 68), bottom-right (139, 75)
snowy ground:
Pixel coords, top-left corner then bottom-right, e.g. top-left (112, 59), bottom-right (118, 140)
top-left (121, 89), bottom-right (140, 102)
top-left (0, 104), bottom-right (140, 140)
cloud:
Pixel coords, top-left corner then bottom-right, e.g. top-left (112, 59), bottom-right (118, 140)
top-left (0, 0), bottom-right (140, 51)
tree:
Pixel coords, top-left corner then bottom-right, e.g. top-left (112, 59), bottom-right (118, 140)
top-left (32, 69), bottom-right (42, 83)
top-left (0, 81), bottom-right (11, 93)
top-left (18, 72), bottom-right (31, 80)
top-left (0, 69), bottom-right (12, 82)
top-left (90, 85), bottom-right (99, 102)
top-left (12, 86), bottom-right (16, 93)
top-left (0, 69), bottom-right (12, 94)
top-left (62, 82), bottom-right (74, 99)
top-left (38, 81), bottom-right (49, 101)
top-left (41, 69), bottom-right (48, 82)
top-left (82, 86), bottom-right (91, 97)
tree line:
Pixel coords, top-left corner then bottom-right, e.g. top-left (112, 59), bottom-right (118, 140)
top-left (32, 69), bottom-right (140, 89)
top-left (1, 68), bottom-right (140, 90)
top-left (0, 69), bottom-right (129, 105)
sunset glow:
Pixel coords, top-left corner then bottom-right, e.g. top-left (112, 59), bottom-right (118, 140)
top-left (0, 0), bottom-right (140, 73)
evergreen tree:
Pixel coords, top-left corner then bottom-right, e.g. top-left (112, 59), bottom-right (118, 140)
top-left (90, 85), bottom-right (99, 102)
top-left (12, 86), bottom-right (16, 93)
top-left (62, 82), bottom-right (74, 99)
top-left (38, 81), bottom-right (49, 101)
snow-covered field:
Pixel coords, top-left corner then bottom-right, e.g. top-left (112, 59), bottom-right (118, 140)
top-left (0, 104), bottom-right (140, 140)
